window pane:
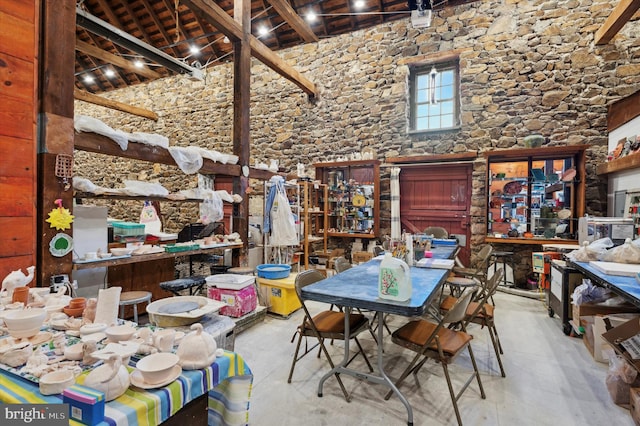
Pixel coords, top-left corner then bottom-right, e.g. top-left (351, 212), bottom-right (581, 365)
top-left (416, 117), bottom-right (427, 130)
top-left (416, 74), bottom-right (429, 90)
top-left (429, 103), bottom-right (440, 115)
top-left (417, 88), bottom-right (428, 103)
top-left (441, 101), bottom-right (453, 114)
top-left (429, 116), bottom-right (439, 129)
top-left (441, 114), bottom-right (454, 128)
top-left (417, 104), bottom-right (428, 118)
top-left (441, 70), bottom-right (453, 85)
top-left (440, 85), bottom-right (453, 99)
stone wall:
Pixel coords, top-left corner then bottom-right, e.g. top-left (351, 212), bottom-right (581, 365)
top-left (75, 0), bottom-right (640, 248)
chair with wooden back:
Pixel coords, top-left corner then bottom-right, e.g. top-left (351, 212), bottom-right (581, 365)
top-left (287, 269), bottom-right (373, 402)
top-left (385, 288), bottom-right (484, 426)
top-left (440, 268), bottom-right (505, 377)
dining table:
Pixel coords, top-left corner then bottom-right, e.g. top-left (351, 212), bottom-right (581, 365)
top-left (300, 244), bottom-right (456, 426)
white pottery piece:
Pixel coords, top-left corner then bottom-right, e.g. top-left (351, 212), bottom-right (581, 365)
top-left (105, 324), bottom-right (136, 342)
top-left (94, 287), bottom-right (121, 326)
top-left (3, 308), bottom-right (46, 339)
top-left (176, 323), bottom-right (217, 370)
top-left (0, 342), bottom-right (32, 367)
top-left (80, 323), bottom-right (107, 336)
top-left (135, 352), bottom-right (179, 384)
top-left (64, 342), bottom-right (84, 361)
top-left (1, 266), bottom-right (35, 298)
top-left (83, 354), bottom-right (130, 401)
top-left (153, 329), bottom-right (176, 352)
top-left (39, 369), bottom-right (77, 395)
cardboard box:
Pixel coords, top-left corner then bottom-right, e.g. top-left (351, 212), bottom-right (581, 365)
top-left (603, 318), bottom-right (640, 372)
top-left (208, 285), bottom-right (257, 318)
top-left (631, 388), bottom-right (640, 426)
top-left (572, 300), bottom-right (639, 325)
top-left (62, 384), bottom-right (105, 426)
top-left (352, 251), bottom-right (373, 264)
top-left (594, 313), bottom-right (640, 363)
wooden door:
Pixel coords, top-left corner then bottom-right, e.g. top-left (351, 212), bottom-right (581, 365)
top-left (399, 164), bottom-right (473, 265)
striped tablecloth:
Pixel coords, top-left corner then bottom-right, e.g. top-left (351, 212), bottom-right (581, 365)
top-left (0, 350), bottom-right (252, 426)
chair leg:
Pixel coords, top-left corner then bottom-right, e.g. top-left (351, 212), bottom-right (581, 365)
top-left (466, 344), bottom-right (486, 399)
top-left (353, 337), bottom-right (374, 372)
top-left (441, 361), bottom-right (464, 426)
top-left (383, 352), bottom-right (424, 401)
top-left (316, 336), bottom-right (352, 402)
top-left (488, 324), bottom-right (506, 377)
top-left (492, 322), bottom-right (504, 354)
top-left (287, 332), bottom-right (304, 383)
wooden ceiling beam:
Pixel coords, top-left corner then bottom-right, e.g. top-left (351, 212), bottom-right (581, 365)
top-left (76, 38), bottom-right (162, 80)
top-left (82, 30), bottom-right (138, 86)
top-left (76, 54), bottom-right (107, 92)
top-left (139, 0), bottom-right (183, 59)
top-left (258, 0), bottom-right (281, 49)
top-left (74, 89), bottom-right (159, 120)
top-left (182, 0), bottom-right (317, 96)
top-left (267, 0), bottom-right (318, 43)
top-left (595, 0), bottom-right (640, 45)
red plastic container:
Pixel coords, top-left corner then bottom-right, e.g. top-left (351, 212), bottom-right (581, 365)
top-left (208, 285), bottom-right (257, 318)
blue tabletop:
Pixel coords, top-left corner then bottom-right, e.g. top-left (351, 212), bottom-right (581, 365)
top-left (301, 258), bottom-right (450, 317)
top-left (571, 261), bottom-right (640, 306)
top-left (429, 245), bottom-right (457, 260)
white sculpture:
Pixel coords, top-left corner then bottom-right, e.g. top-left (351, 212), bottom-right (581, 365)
top-left (176, 323), bottom-right (222, 370)
top-left (83, 354), bottom-right (130, 401)
top-left (1, 266), bottom-right (35, 297)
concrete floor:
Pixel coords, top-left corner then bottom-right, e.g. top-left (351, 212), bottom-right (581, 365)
top-left (235, 292), bottom-right (633, 426)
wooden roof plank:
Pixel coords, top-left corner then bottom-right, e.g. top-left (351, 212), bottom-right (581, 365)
top-left (182, 0), bottom-right (317, 96)
top-left (76, 38), bottom-right (162, 79)
top-left (267, 0), bottom-right (318, 43)
top-left (74, 89), bottom-right (159, 120)
top-left (595, 0), bottom-right (640, 45)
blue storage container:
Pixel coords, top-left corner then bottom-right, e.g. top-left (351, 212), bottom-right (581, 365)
top-left (256, 264), bottom-right (291, 279)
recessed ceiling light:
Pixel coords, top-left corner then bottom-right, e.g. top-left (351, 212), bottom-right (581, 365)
top-left (83, 75), bottom-right (94, 83)
top-left (104, 69), bottom-right (115, 78)
top-left (190, 45), bottom-right (200, 55)
top-left (134, 60), bottom-right (144, 68)
top-left (306, 11), bottom-right (317, 22)
top-left (354, 0), bottom-right (366, 9)
top-left (258, 26), bottom-right (269, 36)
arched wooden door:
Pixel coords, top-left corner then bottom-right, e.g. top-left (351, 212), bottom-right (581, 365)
top-left (399, 163), bottom-right (473, 265)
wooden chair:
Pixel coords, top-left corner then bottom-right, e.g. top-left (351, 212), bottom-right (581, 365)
top-left (287, 270), bottom-right (373, 402)
top-left (385, 289), bottom-right (484, 426)
top-left (440, 268), bottom-right (505, 377)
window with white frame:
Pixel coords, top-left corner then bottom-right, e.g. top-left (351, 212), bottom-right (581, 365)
top-left (409, 60), bottom-right (460, 132)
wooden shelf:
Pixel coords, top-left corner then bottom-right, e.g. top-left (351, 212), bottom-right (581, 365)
top-left (597, 154), bottom-right (640, 175)
top-left (74, 131), bottom-right (275, 180)
top-left (72, 243), bottom-right (242, 270)
top-left (73, 192), bottom-right (206, 203)
top-left (327, 232), bottom-right (377, 239)
top-left (486, 237), bottom-right (578, 245)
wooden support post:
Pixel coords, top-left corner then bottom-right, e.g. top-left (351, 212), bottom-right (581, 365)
top-left (37, 0), bottom-right (76, 285)
top-left (232, 0), bottom-right (251, 260)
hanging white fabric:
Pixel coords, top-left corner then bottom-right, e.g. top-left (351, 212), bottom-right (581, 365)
top-left (391, 167), bottom-right (401, 240)
top-left (269, 178), bottom-right (299, 247)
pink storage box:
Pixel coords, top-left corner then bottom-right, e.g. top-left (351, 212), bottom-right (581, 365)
top-left (208, 285), bottom-right (257, 318)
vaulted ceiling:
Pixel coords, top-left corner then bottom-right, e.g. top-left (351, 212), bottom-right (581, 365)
top-left (75, 0), bottom-right (474, 93)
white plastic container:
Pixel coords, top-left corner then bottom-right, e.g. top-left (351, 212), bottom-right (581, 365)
top-left (205, 274), bottom-right (255, 290)
top-left (378, 253), bottom-right (412, 301)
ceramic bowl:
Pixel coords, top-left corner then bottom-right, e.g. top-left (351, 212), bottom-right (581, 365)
top-left (80, 323), bottom-right (107, 335)
top-left (110, 247), bottom-right (134, 256)
top-left (98, 252), bottom-right (113, 259)
top-left (105, 324), bottom-right (136, 342)
top-left (69, 297), bottom-right (86, 309)
top-left (136, 352), bottom-right (179, 384)
top-left (39, 369), bottom-right (76, 395)
top-left (63, 306), bottom-right (84, 318)
top-left (64, 342), bottom-right (84, 361)
top-left (3, 308), bottom-right (46, 332)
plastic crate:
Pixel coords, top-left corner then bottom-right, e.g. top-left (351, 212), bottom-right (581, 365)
top-left (208, 285), bottom-right (257, 318)
top-left (112, 222), bottom-right (146, 242)
top-left (164, 243), bottom-right (200, 253)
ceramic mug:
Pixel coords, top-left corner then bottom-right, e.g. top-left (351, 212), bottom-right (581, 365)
top-left (69, 297), bottom-right (86, 309)
top-left (154, 329), bottom-right (176, 352)
top-left (11, 286), bottom-right (29, 305)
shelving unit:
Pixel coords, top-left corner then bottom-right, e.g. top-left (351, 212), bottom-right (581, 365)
top-left (301, 181), bottom-right (328, 269)
top-left (484, 145), bottom-right (587, 244)
top-left (68, 131), bottom-right (274, 311)
top-left (314, 160), bottom-right (380, 239)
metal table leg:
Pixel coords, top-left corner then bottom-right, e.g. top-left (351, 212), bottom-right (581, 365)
top-left (317, 310), bottom-right (414, 425)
